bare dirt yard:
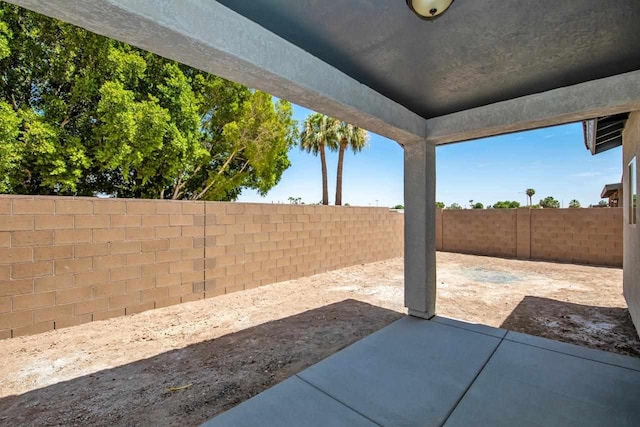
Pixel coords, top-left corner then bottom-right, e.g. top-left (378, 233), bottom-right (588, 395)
top-left (1, 252), bottom-right (638, 426)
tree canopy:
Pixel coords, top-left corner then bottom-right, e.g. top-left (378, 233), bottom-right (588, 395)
top-left (492, 201), bottom-right (520, 209)
top-left (0, 5), bottom-right (297, 199)
top-left (525, 188), bottom-right (535, 206)
top-left (298, 113), bottom-right (368, 206)
top-left (539, 196), bottom-right (560, 209)
top-left (568, 199), bottom-right (581, 208)
top-left (300, 113), bottom-right (336, 205)
top-left (334, 121), bottom-right (368, 205)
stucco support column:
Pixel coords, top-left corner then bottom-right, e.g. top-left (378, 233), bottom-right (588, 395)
top-left (404, 140), bottom-right (437, 319)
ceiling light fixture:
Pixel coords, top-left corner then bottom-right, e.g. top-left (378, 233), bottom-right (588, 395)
top-left (406, 0), bottom-right (454, 19)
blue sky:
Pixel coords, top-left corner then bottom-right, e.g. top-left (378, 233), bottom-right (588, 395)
top-left (238, 104), bottom-right (622, 208)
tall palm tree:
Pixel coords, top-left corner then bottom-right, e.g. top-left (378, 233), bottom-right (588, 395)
top-left (526, 188), bottom-right (536, 206)
top-left (300, 113), bottom-right (338, 205)
top-left (334, 122), bottom-right (369, 206)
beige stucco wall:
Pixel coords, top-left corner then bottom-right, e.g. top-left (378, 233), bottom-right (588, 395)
top-left (623, 111), bottom-right (640, 333)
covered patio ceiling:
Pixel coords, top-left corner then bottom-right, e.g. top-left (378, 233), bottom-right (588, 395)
top-left (8, 0), bottom-right (640, 145)
top-left (218, 0), bottom-right (640, 119)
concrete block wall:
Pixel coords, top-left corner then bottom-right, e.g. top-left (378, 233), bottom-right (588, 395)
top-left (0, 196), bottom-right (403, 339)
top-left (441, 209), bottom-right (517, 258)
top-left (435, 207), bottom-right (622, 266)
top-left (515, 208), bottom-right (532, 259)
top-left (530, 208), bottom-right (623, 266)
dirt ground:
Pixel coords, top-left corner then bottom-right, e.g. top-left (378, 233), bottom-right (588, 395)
top-left (1, 252), bottom-right (638, 426)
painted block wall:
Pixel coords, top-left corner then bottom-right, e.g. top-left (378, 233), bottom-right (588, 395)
top-left (0, 196), bottom-right (403, 339)
top-left (436, 207), bottom-right (622, 266)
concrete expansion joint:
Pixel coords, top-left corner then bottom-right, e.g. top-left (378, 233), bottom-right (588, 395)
top-left (440, 333), bottom-right (506, 425)
top-left (294, 375), bottom-right (384, 427)
top-left (503, 337), bottom-right (640, 373)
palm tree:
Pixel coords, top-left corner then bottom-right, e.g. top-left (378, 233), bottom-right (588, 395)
top-left (525, 188), bottom-right (536, 207)
top-left (300, 113), bottom-right (338, 205)
top-left (334, 122), bottom-right (369, 206)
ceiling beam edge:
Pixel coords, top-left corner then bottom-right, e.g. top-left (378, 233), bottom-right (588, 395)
top-left (425, 69), bottom-right (640, 145)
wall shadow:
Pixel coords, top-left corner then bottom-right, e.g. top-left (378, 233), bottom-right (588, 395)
top-left (0, 299), bottom-right (402, 427)
top-left (437, 250), bottom-right (623, 269)
top-left (500, 296), bottom-right (640, 358)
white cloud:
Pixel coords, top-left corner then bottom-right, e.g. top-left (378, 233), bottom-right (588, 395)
top-left (570, 171), bottom-right (602, 177)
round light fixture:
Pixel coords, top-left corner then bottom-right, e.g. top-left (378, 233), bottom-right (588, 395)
top-left (406, 0), bottom-right (454, 19)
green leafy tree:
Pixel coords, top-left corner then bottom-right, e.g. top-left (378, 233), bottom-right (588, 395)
top-left (525, 188), bottom-right (536, 206)
top-left (493, 201), bottom-right (520, 209)
top-left (334, 121), bottom-right (368, 206)
top-left (448, 203), bottom-right (463, 210)
top-left (539, 196), bottom-right (560, 208)
top-left (436, 201), bottom-right (445, 209)
top-left (300, 113), bottom-right (339, 205)
top-left (472, 202), bottom-right (484, 209)
top-left (597, 200), bottom-right (609, 207)
top-left (0, 100), bottom-right (20, 192)
top-left (177, 91), bottom-right (296, 201)
top-left (0, 9), bottom-right (10, 60)
top-left (392, 204), bottom-right (404, 209)
top-left (0, 5), bottom-right (296, 199)
top-left (568, 199), bottom-right (581, 208)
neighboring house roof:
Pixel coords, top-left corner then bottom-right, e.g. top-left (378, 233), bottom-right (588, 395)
top-left (583, 113), bottom-right (628, 155)
top-left (601, 183), bottom-right (623, 199)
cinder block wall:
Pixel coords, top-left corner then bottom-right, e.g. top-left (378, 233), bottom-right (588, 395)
top-left (441, 209), bottom-right (517, 257)
top-left (436, 207), bottom-right (622, 266)
top-left (530, 208), bottom-right (623, 266)
top-left (0, 196), bottom-right (403, 339)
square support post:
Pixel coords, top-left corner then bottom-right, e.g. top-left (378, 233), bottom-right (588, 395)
top-left (404, 140), bottom-right (437, 319)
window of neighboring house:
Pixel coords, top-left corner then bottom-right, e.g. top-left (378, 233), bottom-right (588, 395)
top-left (630, 157), bottom-right (637, 225)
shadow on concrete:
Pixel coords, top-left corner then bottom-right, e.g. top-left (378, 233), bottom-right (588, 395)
top-left (500, 296), bottom-right (640, 358)
top-left (0, 299), bottom-right (402, 427)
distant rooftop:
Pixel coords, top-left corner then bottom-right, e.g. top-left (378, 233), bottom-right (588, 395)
top-left (601, 182), bottom-right (623, 199)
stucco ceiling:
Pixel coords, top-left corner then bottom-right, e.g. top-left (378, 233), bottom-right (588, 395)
top-left (216, 0), bottom-right (640, 119)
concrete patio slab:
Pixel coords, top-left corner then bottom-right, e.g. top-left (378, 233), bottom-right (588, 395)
top-left (200, 376), bottom-right (377, 427)
top-left (204, 316), bottom-right (640, 427)
top-left (444, 339), bottom-right (640, 427)
top-left (505, 330), bottom-right (640, 372)
top-left (297, 316), bottom-right (502, 426)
